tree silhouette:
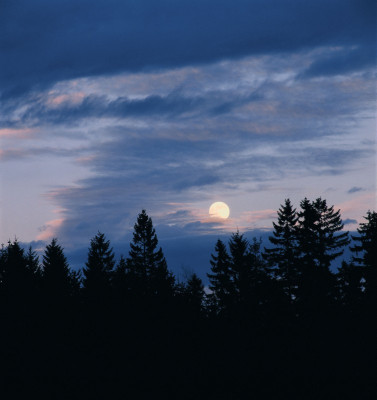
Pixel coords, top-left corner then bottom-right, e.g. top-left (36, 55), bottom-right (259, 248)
top-left (227, 232), bottom-right (272, 315)
top-left (42, 238), bottom-right (79, 300)
top-left (127, 210), bottom-right (174, 299)
top-left (26, 246), bottom-right (42, 279)
top-left (183, 273), bottom-right (205, 317)
top-left (82, 232), bottom-right (115, 302)
top-left (112, 255), bottom-right (128, 299)
top-left (298, 198), bottom-right (349, 269)
top-left (296, 198), bottom-right (349, 313)
top-left (0, 204), bottom-right (374, 397)
top-left (264, 199), bottom-right (300, 303)
top-left (228, 231), bottom-right (250, 307)
top-left (207, 239), bottom-right (233, 314)
top-left (336, 260), bottom-right (364, 312)
top-left (351, 210), bottom-right (377, 305)
top-left (0, 240), bottom-right (38, 304)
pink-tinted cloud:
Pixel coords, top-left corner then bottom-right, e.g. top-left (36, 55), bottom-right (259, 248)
top-left (46, 92), bottom-right (85, 107)
top-left (336, 192), bottom-right (376, 226)
top-left (36, 218), bottom-right (65, 241)
top-left (240, 209), bottom-right (277, 227)
top-left (0, 128), bottom-right (34, 138)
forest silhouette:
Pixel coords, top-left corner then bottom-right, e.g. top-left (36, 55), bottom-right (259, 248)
top-left (0, 198), bottom-right (375, 398)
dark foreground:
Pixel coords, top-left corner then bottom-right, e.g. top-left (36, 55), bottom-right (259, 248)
top-left (0, 306), bottom-right (375, 400)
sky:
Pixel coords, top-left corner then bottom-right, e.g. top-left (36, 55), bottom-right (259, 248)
top-left (0, 0), bottom-right (376, 280)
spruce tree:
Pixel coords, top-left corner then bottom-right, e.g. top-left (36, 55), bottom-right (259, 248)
top-left (26, 246), bottom-right (42, 278)
top-left (248, 237), bottom-right (275, 310)
top-left (207, 239), bottom-right (233, 314)
top-left (298, 198), bottom-right (349, 270)
top-left (82, 232), bottom-right (115, 301)
top-left (264, 199), bottom-right (300, 303)
top-left (0, 240), bottom-right (39, 312)
top-left (351, 210), bottom-right (377, 304)
top-left (127, 210), bottom-right (174, 298)
top-left (112, 255), bottom-right (128, 298)
top-left (296, 198), bottom-right (349, 311)
top-left (0, 241), bottom-right (32, 295)
top-left (183, 273), bottom-right (205, 317)
top-left (336, 261), bottom-right (364, 311)
top-left (228, 231), bottom-right (251, 307)
top-left (42, 238), bottom-right (75, 299)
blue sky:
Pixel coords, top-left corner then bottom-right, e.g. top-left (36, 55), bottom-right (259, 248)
top-left (0, 0), bottom-right (375, 280)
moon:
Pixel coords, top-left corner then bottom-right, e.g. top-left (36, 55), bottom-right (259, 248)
top-left (209, 202), bottom-right (230, 219)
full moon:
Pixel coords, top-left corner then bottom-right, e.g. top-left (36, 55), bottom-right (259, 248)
top-left (209, 202), bottom-right (230, 219)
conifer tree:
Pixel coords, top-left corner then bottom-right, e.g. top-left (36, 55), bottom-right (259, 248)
top-left (227, 232), bottom-right (273, 314)
top-left (298, 198), bottom-right (349, 270)
top-left (82, 232), bottom-right (115, 300)
top-left (228, 231), bottom-right (251, 306)
top-left (207, 239), bottom-right (233, 313)
top-left (0, 240), bottom-right (39, 310)
top-left (42, 238), bottom-right (79, 299)
top-left (183, 273), bottom-right (205, 316)
top-left (264, 199), bottom-right (300, 302)
top-left (112, 255), bottom-right (128, 296)
top-left (336, 261), bottom-right (364, 311)
top-left (0, 241), bottom-right (31, 293)
top-left (351, 210), bottom-right (377, 303)
top-left (127, 210), bottom-right (174, 298)
top-left (248, 237), bottom-right (275, 309)
top-left (26, 246), bottom-right (42, 278)
top-left (296, 198), bottom-right (349, 311)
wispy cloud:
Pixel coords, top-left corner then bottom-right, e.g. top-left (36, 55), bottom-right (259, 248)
top-left (36, 218), bottom-right (64, 241)
top-left (347, 186), bottom-right (364, 194)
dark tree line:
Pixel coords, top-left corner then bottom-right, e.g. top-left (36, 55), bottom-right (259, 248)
top-left (0, 202), bottom-right (375, 398)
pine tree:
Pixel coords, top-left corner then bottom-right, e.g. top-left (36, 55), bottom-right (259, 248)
top-left (82, 232), bottom-right (115, 301)
top-left (26, 246), bottom-right (42, 278)
top-left (228, 231), bottom-right (250, 306)
top-left (226, 232), bottom-right (273, 317)
top-left (207, 239), bottom-right (233, 313)
top-left (0, 240), bottom-right (32, 295)
top-left (351, 210), bottom-right (377, 304)
top-left (296, 198), bottom-right (349, 311)
top-left (264, 199), bottom-right (300, 303)
top-left (248, 237), bottom-right (275, 310)
top-left (183, 273), bottom-right (205, 317)
top-left (127, 210), bottom-right (174, 298)
top-left (0, 240), bottom-right (40, 312)
top-left (42, 238), bottom-right (75, 299)
top-left (112, 255), bottom-right (128, 297)
top-left (336, 261), bottom-right (364, 311)
top-left (298, 198), bottom-right (349, 270)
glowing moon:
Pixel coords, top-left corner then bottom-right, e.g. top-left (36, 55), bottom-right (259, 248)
top-left (209, 202), bottom-right (230, 219)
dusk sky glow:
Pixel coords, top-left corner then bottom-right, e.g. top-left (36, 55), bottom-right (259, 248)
top-left (1, 0), bottom-right (375, 277)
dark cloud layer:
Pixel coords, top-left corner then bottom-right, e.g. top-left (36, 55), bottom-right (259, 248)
top-left (1, 0), bottom-right (375, 98)
top-left (302, 45), bottom-right (376, 78)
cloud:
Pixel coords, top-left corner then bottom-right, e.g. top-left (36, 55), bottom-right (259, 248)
top-left (0, 128), bottom-right (35, 138)
top-left (14, 90), bottom-right (261, 126)
top-left (36, 218), bottom-right (64, 241)
top-left (343, 218), bottom-right (357, 225)
top-left (301, 45), bottom-right (376, 78)
top-left (0, 0), bottom-right (374, 98)
top-left (348, 186), bottom-right (364, 194)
